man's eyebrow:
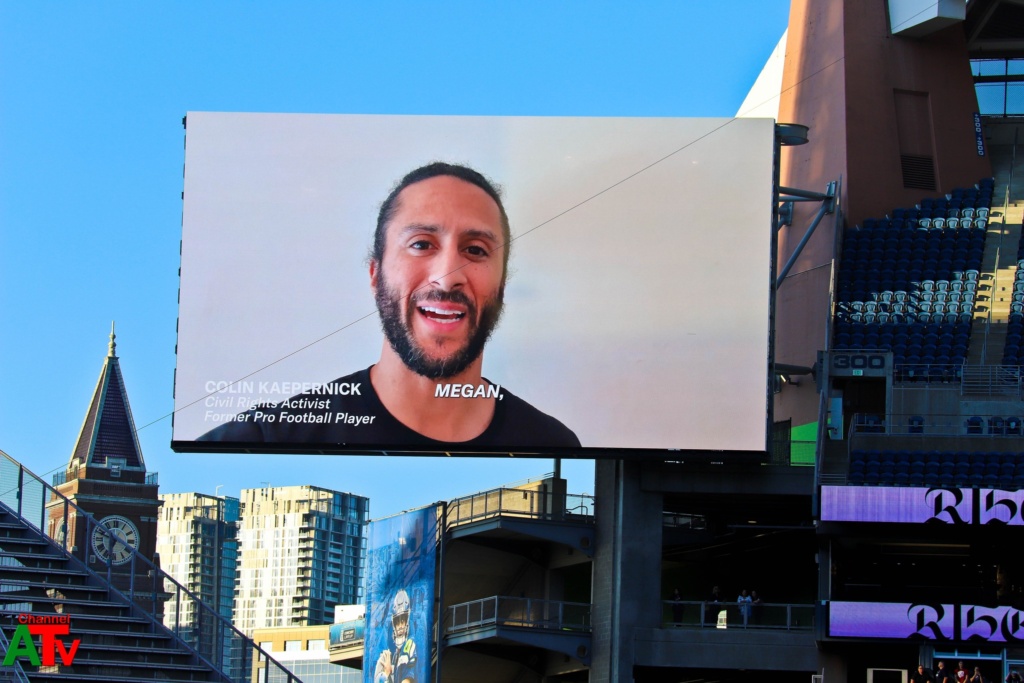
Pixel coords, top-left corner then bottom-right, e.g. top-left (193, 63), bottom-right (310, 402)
top-left (460, 228), bottom-right (501, 245)
top-left (397, 223), bottom-right (440, 237)
top-left (397, 223), bottom-right (501, 244)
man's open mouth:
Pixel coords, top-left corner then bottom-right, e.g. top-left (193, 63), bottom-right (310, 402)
top-left (418, 305), bottom-right (466, 324)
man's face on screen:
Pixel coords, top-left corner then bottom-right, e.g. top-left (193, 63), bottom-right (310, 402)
top-left (371, 175), bottom-right (505, 379)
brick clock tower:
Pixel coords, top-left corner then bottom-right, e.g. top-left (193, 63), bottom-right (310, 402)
top-left (49, 326), bottom-right (161, 588)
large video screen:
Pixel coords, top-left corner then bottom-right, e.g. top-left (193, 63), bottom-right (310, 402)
top-left (172, 113), bottom-right (774, 455)
top-left (821, 486), bottom-right (1024, 525)
top-left (830, 601), bottom-right (1024, 642)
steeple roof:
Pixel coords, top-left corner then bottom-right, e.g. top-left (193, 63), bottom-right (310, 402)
top-left (69, 324), bottom-right (146, 471)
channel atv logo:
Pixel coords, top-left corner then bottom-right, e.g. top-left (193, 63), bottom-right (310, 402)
top-left (2, 614), bottom-right (80, 666)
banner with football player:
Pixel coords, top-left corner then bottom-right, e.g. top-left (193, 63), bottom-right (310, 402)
top-left (364, 505), bottom-right (438, 683)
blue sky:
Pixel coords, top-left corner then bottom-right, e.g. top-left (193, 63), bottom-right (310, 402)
top-left (0, 2), bottom-right (790, 519)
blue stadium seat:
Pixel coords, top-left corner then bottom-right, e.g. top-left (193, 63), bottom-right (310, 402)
top-left (881, 461), bottom-right (895, 479)
top-left (966, 416), bottom-right (984, 434)
top-left (990, 416), bottom-right (1006, 435)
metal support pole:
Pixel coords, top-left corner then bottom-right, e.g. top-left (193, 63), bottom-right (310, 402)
top-left (779, 185), bottom-right (833, 201)
top-left (776, 182), bottom-right (837, 289)
top-left (61, 500), bottom-right (68, 552)
top-left (434, 501), bottom-right (447, 683)
top-left (16, 466), bottom-right (23, 517)
top-left (106, 537), bottom-right (113, 584)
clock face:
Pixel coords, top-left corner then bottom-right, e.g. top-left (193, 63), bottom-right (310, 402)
top-left (91, 515), bottom-right (140, 565)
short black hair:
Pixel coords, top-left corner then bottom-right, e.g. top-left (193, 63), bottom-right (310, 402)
top-left (372, 162), bottom-right (511, 275)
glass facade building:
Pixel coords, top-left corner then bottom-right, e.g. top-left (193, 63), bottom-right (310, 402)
top-left (157, 492), bottom-right (241, 667)
top-left (234, 485), bottom-right (368, 635)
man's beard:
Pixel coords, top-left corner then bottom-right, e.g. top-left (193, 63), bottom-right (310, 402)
top-left (375, 271), bottom-right (504, 380)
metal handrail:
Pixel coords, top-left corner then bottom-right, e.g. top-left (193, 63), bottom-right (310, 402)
top-left (818, 232), bottom-right (841, 487)
top-left (661, 599), bottom-right (815, 630)
top-left (849, 411), bottom-right (1024, 438)
top-left (50, 466), bottom-right (159, 487)
top-left (961, 364), bottom-right (1023, 397)
top-left (446, 595), bottom-right (591, 634)
top-left (0, 619), bottom-right (31, 683)
top-left (445, 486), bottom-right (594, 529)
top-left (0, 450), bottom-right (298, 683)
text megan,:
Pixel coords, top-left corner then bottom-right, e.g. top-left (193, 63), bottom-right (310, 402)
top-left (434, 383), bottom-right (502, 399)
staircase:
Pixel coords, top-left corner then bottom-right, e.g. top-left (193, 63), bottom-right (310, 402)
top-left (0, 451), bottom-right (302, 683)
top-left (969, 136), bottom-right (1024, 366)
top-left (0, 501), bottom-right (220, 682)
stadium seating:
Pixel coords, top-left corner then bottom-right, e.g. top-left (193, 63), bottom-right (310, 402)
top-left (1000, 231), bottom-right (1024, 366)
top-left (835, 180), bottom-right (993, 381)
top-left (847, 448), bottom-right (1023, 488)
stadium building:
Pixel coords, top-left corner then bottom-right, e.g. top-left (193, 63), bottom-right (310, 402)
top-left (590, 0), bottom-right (1024, 681)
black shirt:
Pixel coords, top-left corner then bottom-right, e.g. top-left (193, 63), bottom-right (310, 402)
top-left (198, 367), bottom-right (580, 450)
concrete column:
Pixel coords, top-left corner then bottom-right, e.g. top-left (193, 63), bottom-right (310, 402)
top-left (590, 459), bottom-right (663, 683)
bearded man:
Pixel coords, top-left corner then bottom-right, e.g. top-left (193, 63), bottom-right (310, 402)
top-left (200, 162), bottom-right (579, 449)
